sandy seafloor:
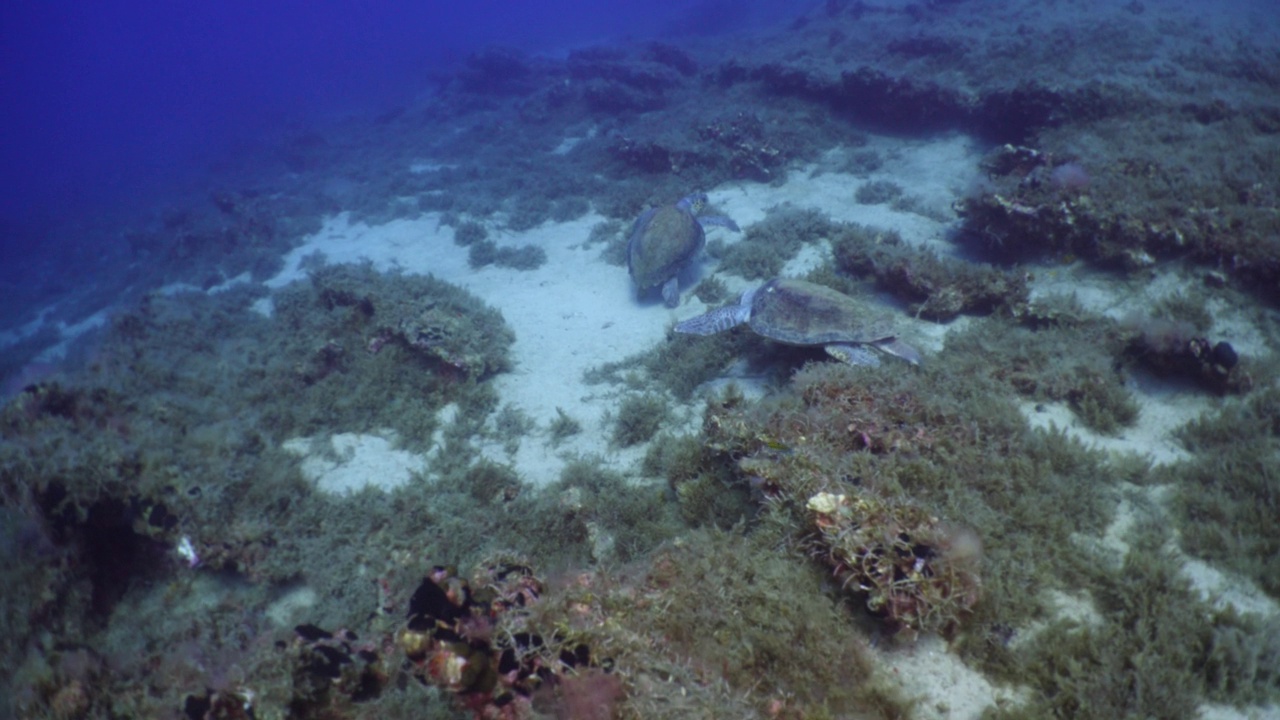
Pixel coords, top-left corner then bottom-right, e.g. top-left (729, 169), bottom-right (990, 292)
top-left (10, 148), bottom-right (1280, 716)
top-left (4, 0), bottom-right (1280, 717)
top-left (185, 136), bottom-right (1277, 718)
top-left (261, 135), bottom-right (977, 497)
top-left (7, 89), bottom-right (1280, 720)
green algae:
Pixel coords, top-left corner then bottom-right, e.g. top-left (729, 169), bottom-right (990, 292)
top-left (643, 431), bottom-right (752, 528)
top-left (6, 5), bottom-right (1280, 717)
top-left (0, 263), bottom-right (520, 716)
top-left (611, 393), bottom-right (670, 447)
top-left (855, 179), bottom-right (905, 204)
top-left (5, 260), bottom-right (1277, 718)
top-left (586, 326), bottom-right (748, 401)
top-left (546, 406), bottom-right (583, 446)
top-left (1160, 385), bottom-right (1280, 596)
top-left (466, 238), bottom-right (549, 270)
top-left (711, 205), bottom-right (831, 280)
top-left (988, 518), bottom-right (1279, 719)
top-left (829, 222), bottom-right (1029, 321)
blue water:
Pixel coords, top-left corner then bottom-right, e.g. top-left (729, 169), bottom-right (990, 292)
top-left (0, 1), bottom-right (797, 285)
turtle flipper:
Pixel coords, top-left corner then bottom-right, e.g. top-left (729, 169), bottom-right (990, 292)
top-left (675, 303), bottom-right (751, 335)
top-left (698, 215), bottom-right (740, 232)
top-left (824, 344), bottom-right (882, 367)
top-left (661, 277), bottom-right (681, 308)
top-left (873, 338), bottom-right (921, 366)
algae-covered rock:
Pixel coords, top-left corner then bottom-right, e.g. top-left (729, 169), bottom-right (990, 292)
top-left (303, 262), bottom-right (514, 378)
top-left (701, 365), bottom-right (984, 634)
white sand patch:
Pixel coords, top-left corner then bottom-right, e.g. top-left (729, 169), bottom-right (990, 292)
top-left (1084, 485), bottom-right (1279, 620)
top-left (266, 585), bottom-right (319, 629)
top-left (0, 300), bottom-right (109, 364)
top-left (1181, 557), bottom-right (1280, 617)
top-left (1028, 261), bottom-right (1182, 320)
top-left (282, 431), bottom-right (427, 495)
top-left (1018, 383), bottom-right (1205, 466)
top-left (1205, 295), bottom-right (1277, 361)
top-left (1031, 261), bottom-right (1273, 360)
top-left (551, 136), bottom-right (582, 155)
top-left (1197, 702), bottom-right (1280, 720)
top-left (34, 308), bottom-right (112, 362)
top-left (708, 133), bottom-right (980, 257)
top-left (264, 210), bottom-right (711, 485)
top-left (1023, 260), bottom-right (1269, 467)
top-left (408, 161), bottom-right (455, 174)
top-left (877, 635), bottom-right (1028, 719)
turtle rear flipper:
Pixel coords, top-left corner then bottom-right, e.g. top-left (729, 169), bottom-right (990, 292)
top-left (874, 338), bottom-right (921, 366)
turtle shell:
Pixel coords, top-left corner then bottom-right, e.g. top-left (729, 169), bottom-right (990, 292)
top-left (626, 203), bottom-right (706, 292)
top-left (748, 278), bottom-right (894, 346)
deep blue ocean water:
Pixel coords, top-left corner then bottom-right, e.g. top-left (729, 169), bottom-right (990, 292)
top-left (0, 0), bottom-right (800, 287)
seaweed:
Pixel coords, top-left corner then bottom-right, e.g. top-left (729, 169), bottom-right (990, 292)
top-left (712, 205), bottom-right (834, 280)
top-left (547, 406), bottom-right (582, 446)
top-left (546, 457), bottom-right (683, 562)
top-left (854, 179), bottom-right (904, 204)
top-left (493, 243), bottom-right (547, 270)
top-left (993, 517), bottom-right (1264, 712)
top-left (691, 275), bottom-right (731, 305)
top-left (946, 312), bottom-right (1137, 434)
top-left (586, 328), bottom-right (747, 402)
top-left (830, 223), bottom-right (1030, 320)
top-left (611, 393), bottom-right (670, 447)
top-left (550, 195), bottom-right (590, 222)
top-left (492, 402), bottom-right (536, 455)
top-left (462, 459), bottom-right (523, 504)
top-left (467, 238), bottom-right (498, 268)
top-left (587, 219), bottom-right (630, 267)
top-left (1061, 365), bottom-right (1140, 434)
top-left (398, 533), bottom-right (911, 720)
top-left (1160, 386), bottom-right (1280, 595)
top-left (468, 239), bottom-right (548, 271)
top-left (643, 431), bottom-right (752, 528)
top-left (451, 219), bottom-right (489, 246)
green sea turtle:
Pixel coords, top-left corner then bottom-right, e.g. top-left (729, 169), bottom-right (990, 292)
top-left (675, 277), bottom-right (921, 367)
top-left (627, 193), bottom-right (739, 307)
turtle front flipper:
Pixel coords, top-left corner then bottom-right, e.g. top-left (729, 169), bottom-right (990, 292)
top-left (698, 215), bottom-right (740, 232)
top-left (675, 303), bottom-right (751, 335)
top-left (661, 277), bottom-right (682, 308)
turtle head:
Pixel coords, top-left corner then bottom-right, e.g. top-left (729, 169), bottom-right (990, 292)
top-left (679, 193), bottom-right (709, 214)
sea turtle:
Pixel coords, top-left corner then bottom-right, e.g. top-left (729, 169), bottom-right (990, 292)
top-left (627, 193), bottom-right (739, 307)
top-left (674, 277), bottom-right (921, 367)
